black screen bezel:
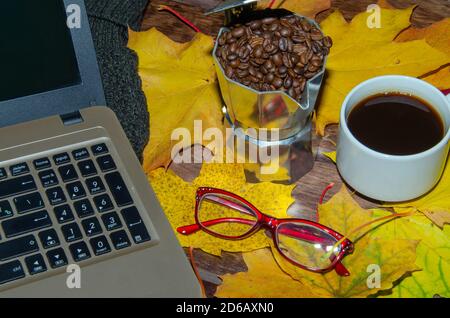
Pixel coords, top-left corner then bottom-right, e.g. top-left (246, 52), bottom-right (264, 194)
top-left (0, 0), bottom-right (106, 128)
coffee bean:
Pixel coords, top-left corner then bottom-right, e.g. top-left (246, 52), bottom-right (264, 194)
top-left (288, 68), bottom-right (296, 78)
top-left (300, 20), bottom-right (311, 32)
top-left (249, 20), bottom-right (262, 30)
top-left (272, 77), bottom-right (283, 89)
top-left (284, 77), bottom-right (293, 89)
top-left (265, 73), bottom-right (274, 83)
top-left (253, 45), bottom-right (263, 58)
top-left (230, 59), bottom-right (240, 68)
top-left (299, 52), bottom-right (309, 65)
top-left (227, 53), bottom-right (238, 61)
top-left (293, 44), bottom-right (308, 54)
top-left (292, 34), bottom-right (307, 43)
top-left (216, 15), bottom-right (332, 101)
top-left (229, 42), bottom-right (238, 53)
top-left (264, 60), bottom-right (274, 70)
top-left (282, 53), bottom-right (293, 68)
top-left (237, 69), bottom-right (249, 78)
top-left (262, 17), bottom-right (277, 24)
top-left (218, 33), bottom-right (227, 46)
top-left (277, 65), bottom-right (287, 74)
top-left (323, 36), bottom-right (333, 48)
top-left (269, 22), bottom-right (279, 32)
top-left (232, 27), bottom-right (245, 38)
top-left (272, 53), bottom-right (283, 66)
top-left (280, 27), bottom-right (292, 38)
top-left (225, 66), bottom-right (234, 78)
top-left (279, 37), bottom-right (288, 52)
top-left (310, 28), bottom-right (323, 41)
top-left (238, 62), bottom-right (249, 70)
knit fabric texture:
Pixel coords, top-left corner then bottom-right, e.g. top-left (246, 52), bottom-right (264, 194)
top-left (85, 0), bottom-right (149, 161)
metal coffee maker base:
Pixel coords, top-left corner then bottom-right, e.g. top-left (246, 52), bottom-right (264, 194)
top-left (225, 115), bottom-right (314, 184)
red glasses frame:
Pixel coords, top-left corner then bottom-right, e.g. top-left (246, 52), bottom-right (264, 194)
top-left (177, 187), bottom-right (354, 276)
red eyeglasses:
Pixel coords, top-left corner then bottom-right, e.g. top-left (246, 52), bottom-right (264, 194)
top-left (177, 187), bottom-right (354, 276)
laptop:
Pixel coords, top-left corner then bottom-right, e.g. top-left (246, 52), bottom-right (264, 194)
top-left (0, 0), bottom-right (201, 297)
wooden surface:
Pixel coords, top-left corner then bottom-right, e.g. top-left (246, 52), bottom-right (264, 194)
top-left (139, 0), bottom-right (450, 297)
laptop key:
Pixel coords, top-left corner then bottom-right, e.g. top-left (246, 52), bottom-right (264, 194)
top-left (78, 160), bottom-right (97, 177)
top-left (0, 175), bottom-right (36, 200)
top-left (46, 248), bottom-right (68, 268)
top-left (46, 187), bottom-right (66, 205)
top-left (85, 176), bottom-right (105, 195)
top-left (92, 143), bottom-right (109, 156)
top-left (105, 172), bottom-right (133, 207)
top-left (0, 235), bottom-right (38, 261)
top-left (121, 207), bottom-right (151, 244)
top-left (82, 217), bottom-right (102, 237)
top-left (72, 148), bottom-right (89, 161)
top-left (25, 254), bottom-right (47, 275)
top-left (101, 212), bottom-right (122, 231)
top-left (0, 168), bottom-right (6, 180)
top-left (69, 241), bottom-right (91, 262)
top-left (13, 192), bottom-right (44, 214)
top-left (66, 181), bottom-right (86, 200)
top-left (97, 155), bottom-right (116, 172)
top-left (39, 229), bottom-right (60, 249)
top-left (61, 222), bottom-right (83, 242)
top-left (74, 199), bottom-right (94, 218)
top-left (38, 169), bottom-right (59, 188)
top-left (2, 211), bottom-right (52, 238)
top-left (54, 204), bottom-right (75, 224)
top-left (58, 164), bottom-right (78, 183)
top-left (93, 194), bottom-right (113, 213)
top-left (110, 230), bottom-right (131, 250)
top-left (0, 200), bottom-right (14, 219)
top-left (53, 153), bottom-right (70, 165)
top-left (33, 158), bottom-right (51, 170)
top-left (90, 236), bottom-right (111, 256)
top-left (0, 260), bottom-right (25, 285)
top-left (10, 162), bottom-right (29, 176)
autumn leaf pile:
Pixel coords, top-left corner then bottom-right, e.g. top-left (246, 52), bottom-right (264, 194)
top-left (129, 0), bottom-right (450, 298)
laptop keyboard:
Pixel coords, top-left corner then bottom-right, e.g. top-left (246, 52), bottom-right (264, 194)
top-left (0, 142), bottom-right (153, 286)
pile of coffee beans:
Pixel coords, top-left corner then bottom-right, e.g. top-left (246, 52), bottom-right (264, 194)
top-left (215, 14), bottom-right (332, 101)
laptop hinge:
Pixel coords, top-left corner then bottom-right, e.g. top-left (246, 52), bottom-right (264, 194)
top-left (60, 111), bottom-right (84, 126)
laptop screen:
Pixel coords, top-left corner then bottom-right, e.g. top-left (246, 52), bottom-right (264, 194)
top-left (0, 0), bottom-right (81, 103)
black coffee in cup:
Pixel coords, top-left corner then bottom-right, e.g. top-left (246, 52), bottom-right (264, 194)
top-left (347, 93), bottom-right (444, 155)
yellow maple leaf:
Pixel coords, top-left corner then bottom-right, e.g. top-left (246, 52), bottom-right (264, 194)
top-left (270, 186), bottom-right (419, 297)
top-left (389, 162), bottom-right (450, 228)
top-left (257, 0), bottom-right (331, 18)
top-left (128, 28), bottom-right (224, 171)
top-left (215, 248), bottom-right (312, 298)
top-left (315, 8), bottom-right (449, 135)
top-left (368, 210), bottom-right (450, 298)
top-left (148, 163), bottom-right (295, 255)
top-left (322, 151), bottom-right (336, 163)
top-left (395, 18), bottom-right (450, 90)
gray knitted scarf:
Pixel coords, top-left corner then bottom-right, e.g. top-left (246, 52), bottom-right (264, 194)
top-left (85, 0), bottom-right (150, 161)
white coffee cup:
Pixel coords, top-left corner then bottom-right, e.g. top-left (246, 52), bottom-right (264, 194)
top-left (337, 75), bottom-right (450, 202)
